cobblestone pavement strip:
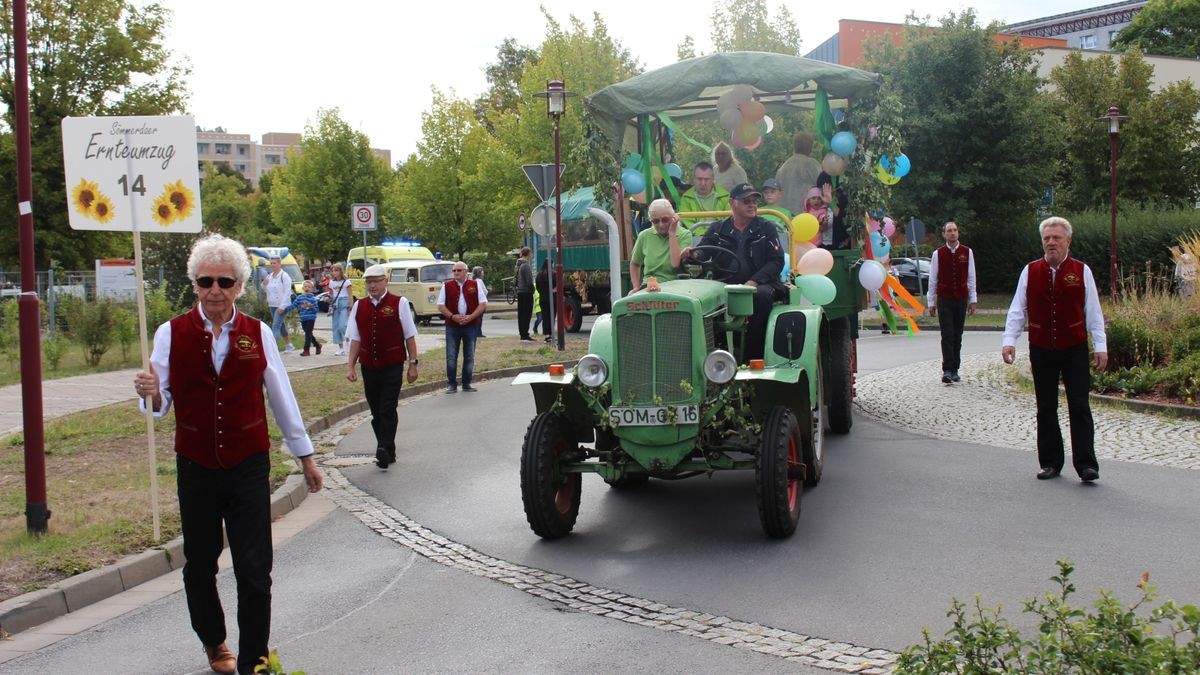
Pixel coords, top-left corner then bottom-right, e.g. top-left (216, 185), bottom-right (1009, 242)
top-left (855, 352), bottom-right (1200, 470)
top-left (311, 411), bottom-right (900, 674)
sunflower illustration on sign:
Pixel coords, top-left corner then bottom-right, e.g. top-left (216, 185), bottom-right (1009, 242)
top-left (150, 180), bottom-right (197, 226)
top-left (164, 180), bottom-right (196, 220)
top-left (151, 194), bottom-right (175, 226)
top-left (71, 178), bottom-right (100, 216)
top-left (92, 194), bottom-right (115, 224)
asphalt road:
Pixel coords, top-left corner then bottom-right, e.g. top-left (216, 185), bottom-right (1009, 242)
top-left (6, 331), bottom-right (1198, 674)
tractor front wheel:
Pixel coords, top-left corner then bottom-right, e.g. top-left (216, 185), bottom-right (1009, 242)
top-left (520, 413), bottom-right (581, 539)
top-left (756, 406), bottom-right (802, 538)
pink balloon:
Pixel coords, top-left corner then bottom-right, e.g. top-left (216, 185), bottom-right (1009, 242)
top-left (867, 218), bottom-right (880, 233)
top-left (743, 135), bottom-right (763, 151)
top-left (883, 218), bottom-right (896, 237)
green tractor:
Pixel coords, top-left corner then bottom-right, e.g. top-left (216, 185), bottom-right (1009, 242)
top-left (515, 52), bottom-right (876, 538)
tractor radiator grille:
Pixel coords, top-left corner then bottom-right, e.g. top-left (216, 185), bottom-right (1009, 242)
top-left (616, 311), bottom-right (693, 404)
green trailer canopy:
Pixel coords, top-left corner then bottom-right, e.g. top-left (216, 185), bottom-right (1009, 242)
top-left (585, 51), bottom-right (880, 150)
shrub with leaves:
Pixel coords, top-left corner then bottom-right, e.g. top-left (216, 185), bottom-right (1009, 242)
top-left (42, 335), bottom-right (69, 370)
top-left (113, 305), bottom-right (137, 361)
top-left (0, 300), bottom-right (18, 366)
top-left (897, 560), bottom-right (1200, 674)
top-left (71, 297), bottom-right (117, 367)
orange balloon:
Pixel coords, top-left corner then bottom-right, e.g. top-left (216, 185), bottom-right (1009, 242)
top-left (791, 213), bottom-right (819, 241)
top-left (735, 120), bottom-right (760, 145)
top-left (740, 100), bottom-right (766, 123)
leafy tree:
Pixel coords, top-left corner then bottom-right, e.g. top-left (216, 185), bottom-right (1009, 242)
top-left (865, 11), bottom-right (1058, 230)
top-left (269, 108), bottom-right (393, 264)
top-left (384, 91), bottom-right (521, 259)
top-left (199, 163), bottom-right (255, 240)
top-left (710, 0), bottom-right (803, 55)
top-left (1049, 49), bottom-right (1200, 211)
top-left (474, 37), bottom-right (539, 133)
top-left (1112, 0), bottom-right (1200, 58)
top-left (0, 0), bottom-right (189, 269)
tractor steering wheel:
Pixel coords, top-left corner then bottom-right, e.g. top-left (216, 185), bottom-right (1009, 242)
top-left (687, 245), bottom-right (744, 283)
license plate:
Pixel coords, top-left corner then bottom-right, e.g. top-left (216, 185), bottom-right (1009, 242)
top-left (608, 405), bottom-right (699, 427)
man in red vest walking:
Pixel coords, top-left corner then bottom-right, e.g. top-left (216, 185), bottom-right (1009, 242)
top-left (437, 261), bottom-right (488, 393)
top-left (927, 221), bottom-right (977, 383)
top-left (1002, 217), bottom-right (1107, 482)
top-left (132, 234), bottom-right (322, 675)
top-left (346, 264), bottom-right (420, 469)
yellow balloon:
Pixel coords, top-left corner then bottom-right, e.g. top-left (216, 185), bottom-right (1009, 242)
top-left (791, 213), bottom-right (820, 241)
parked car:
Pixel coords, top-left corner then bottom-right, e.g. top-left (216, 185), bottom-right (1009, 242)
top-left (382, 259), bottom-right (456, 324)
top-left (889, 257), bottom-right (930, 295)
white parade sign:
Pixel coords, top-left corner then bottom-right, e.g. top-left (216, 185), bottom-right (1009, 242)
top-left (61, 115), bottom-right (202, 233)
top-left (352, 203), bottom-right (377, 231)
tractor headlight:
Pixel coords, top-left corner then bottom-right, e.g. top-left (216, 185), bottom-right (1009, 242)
top-left (576, 354), bottom-right (608, 388)
top-left (703, 350), bottom-right (738, 384)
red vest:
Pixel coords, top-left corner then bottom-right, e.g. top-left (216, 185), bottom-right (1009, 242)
top-left (1026, 257), bottom-right (1088, 350)
top-left (443, 280), bottom-right (482, 327)
top-left (354, 293), bottom-right (408, 368)
top-left (169, 308), bottom-right (270, 469)
top-left (935, 244), bottom-right (971, 300)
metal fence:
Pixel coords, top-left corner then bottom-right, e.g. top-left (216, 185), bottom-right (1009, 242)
top-left (0, 268), bottom-right (168, 336)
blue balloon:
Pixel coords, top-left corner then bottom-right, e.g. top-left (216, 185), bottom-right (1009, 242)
top-left (665, 163), bottom-right (682, 179)
top-left (830, 131), bottom-right (857, 157)
top-left (879, 153), bottom-right (911, 178)
top-left (621, 168), bottom-right (646, 194)
top-left (870, 231), bottom-right (892, 257)
top-left (623, 153), bottom-right (642, 170)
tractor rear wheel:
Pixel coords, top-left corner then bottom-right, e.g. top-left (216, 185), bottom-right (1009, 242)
top-left (826, 316), bottom-right (854, 434)
top-left (520, 413), bottom-right (581, 539)
top-left (756, 406), bottom-right (802, 538)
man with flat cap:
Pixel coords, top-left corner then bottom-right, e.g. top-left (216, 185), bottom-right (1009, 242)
top-left (346, 264), bottom-right (419, 468)
top-left (683, 182), bottom-right (786, 361)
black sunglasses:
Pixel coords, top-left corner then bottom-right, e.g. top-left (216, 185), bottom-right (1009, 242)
top-left (196, 276), bottom-right (237, 289)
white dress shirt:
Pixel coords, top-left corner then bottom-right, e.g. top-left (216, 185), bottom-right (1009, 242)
top-left (142, 305), bottom-right (314, 458)
top-left (1002, 258), bottom-right (1107, 352)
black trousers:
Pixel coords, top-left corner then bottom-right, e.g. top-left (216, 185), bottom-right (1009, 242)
top-left (1029, 343), bottom-right (1098, 474)
top-left (517, 291), bottom-right (534, 338)
top-left (937, 296), bottom-right (968, 372)
top-left (743, 284), bottom-right (780, 362)
top-left (362, 362), bottom-right (404, 454)
top-left (177, 452), bottom-right (272, 675)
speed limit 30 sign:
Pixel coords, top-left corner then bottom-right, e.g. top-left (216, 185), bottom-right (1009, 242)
top-left (351, 203), bottom-right (377, 231)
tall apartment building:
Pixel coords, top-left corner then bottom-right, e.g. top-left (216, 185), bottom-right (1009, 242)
top-left (195, 129), bottom-right (392, 190)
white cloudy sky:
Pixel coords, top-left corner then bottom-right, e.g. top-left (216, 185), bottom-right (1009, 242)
top-left (163, 0), bottom-right (1087, 162)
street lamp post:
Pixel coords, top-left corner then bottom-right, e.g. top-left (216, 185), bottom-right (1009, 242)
top-left (535, 80), bottom-right (576, 351)
top-left (1099, 106), bottom-right (1128, 300)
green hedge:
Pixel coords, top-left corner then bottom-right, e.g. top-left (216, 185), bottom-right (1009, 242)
top-left (968, 207), bottom-right (1200, 294)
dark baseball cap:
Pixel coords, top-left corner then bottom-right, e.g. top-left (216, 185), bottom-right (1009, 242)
top-left (729, 183), bottom-right (761, 200)
top-left (761, 178), bottom-right (782, 191)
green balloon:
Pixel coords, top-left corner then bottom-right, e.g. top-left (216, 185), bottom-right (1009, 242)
top-left (797, 274), bottom-right (837, 306)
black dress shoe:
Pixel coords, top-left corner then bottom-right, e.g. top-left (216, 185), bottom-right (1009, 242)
top-left (941, 371), bottom-right (953, 384)
top-left (375, 448), bottom-right (391, 469)
top-left (1079, 468), bottom-right (1099, 482)
top-left (1036, 467), bottom-right (1061, 480)
top-left (445, 385), bottom-right (458, 394)
top-left (520, 336), bottom-right (535, 341)
top-left (951, 371), bottom-right (961, 382)
top-left (461, 384), bottom-right (478, 392)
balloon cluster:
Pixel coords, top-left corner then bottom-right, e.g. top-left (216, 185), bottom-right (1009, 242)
top-left (793, 248), bottom-right (836, 306)
top-left (716, 85), bottom-right (773, 151)
top-left (865, 216), bottom-right (895, 258)
top-left (818, 130), bottom-right (857, 178)
top-left (874, 152), bottom-right (911, 186)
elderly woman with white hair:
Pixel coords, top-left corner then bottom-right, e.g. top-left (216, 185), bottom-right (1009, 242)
top-left (132, 233), bottom-right (321, 675)
top-left (629, 198), bottom-right (686, 292)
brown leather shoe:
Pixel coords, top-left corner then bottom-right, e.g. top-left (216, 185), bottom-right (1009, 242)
top-left (204, 643), bottom-right (236, 674)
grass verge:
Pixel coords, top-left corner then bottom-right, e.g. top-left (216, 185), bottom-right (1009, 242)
top-left (0, 333), bottom-right (587, 602)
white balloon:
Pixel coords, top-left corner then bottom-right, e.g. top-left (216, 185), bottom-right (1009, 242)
top-left (761, 115), bottom-right (774, 134)
top-left (716, 89), bottom-right (741, 114)
top-left (821, 152), bottom-right (849, 177)
top-left (858, 259), bottom-right (887, 291)
top-left (719, 108), bottom-right (743, 131)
